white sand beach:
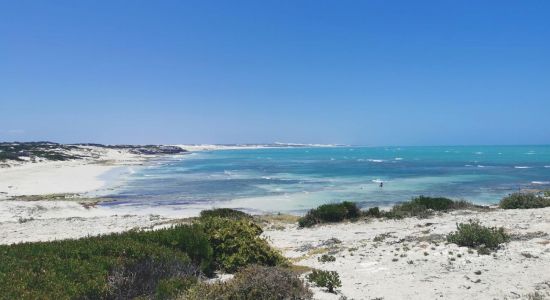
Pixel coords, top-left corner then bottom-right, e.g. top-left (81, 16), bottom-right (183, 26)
top-left (264, 208), bottom-right (550, 299)
top-left (0, 145), bottom-right (150, 199)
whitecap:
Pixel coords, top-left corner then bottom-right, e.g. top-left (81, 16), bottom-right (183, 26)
top-left (545, 166), bottom-right (550, 168)
top-left (261, 176), bottom-right (271, 180)
top-left (394, 157), bottom-right (403, 161)
top-left (367, 159), bottom-right (385, 163)
top-left (477, 165), bottom-right (486, 168)
top-left (371, 179), bottom-right (385, 183)
top-left (475, 152), bottom-right (483, 155)
top-left (464, 164), bottom-right (473, 167)
top-left (514, 166), bottom-right (531, 169)
top-left (531, 181), bottom-right (550, 185)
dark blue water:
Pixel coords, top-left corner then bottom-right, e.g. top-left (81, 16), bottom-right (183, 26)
top-left (105, 146), bottom-right (550, 213)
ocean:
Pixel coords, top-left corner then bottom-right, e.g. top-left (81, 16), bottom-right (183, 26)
top-left (103, 146), bottom-right (550, 214)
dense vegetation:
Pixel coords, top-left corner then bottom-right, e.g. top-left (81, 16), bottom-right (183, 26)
top-left (182, 265), bottom-right (312, 300)
top-left (447, 220), bottom-right (509, 254)
top-left (0, 209), bottom-right (291, 299)
top-left (82, 144), bottom-right (187, 155)
top-left (298, 201), bottom-right (361, 227)
top-left (0, 225), bottom-right (205, 299)
top-left (306, 270), bottom-right (342, 293)
top-left (0, 142), bottom-right (186, 163)
top-left (298, 196), bottom-right (473, 227)
top-left (383, 196), bottom-right (472, 219)
top-left (199, 213), bottom-right (286, 272)
top-left (199, 207), bottom-right (253, 220)
top-left (499, 192), bottom-right (550, 209)
top-left (0, 142), bottom-right (80, 162)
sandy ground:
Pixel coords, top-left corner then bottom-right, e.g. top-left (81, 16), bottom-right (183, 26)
top-left (1, 203), bottom-right (549, 299)
top-left (0, 200), bottom-right (173, 243)
top-left (264, 208), bottom-right (550, 300)
top-left (0, 146), bottom-right (148, 199)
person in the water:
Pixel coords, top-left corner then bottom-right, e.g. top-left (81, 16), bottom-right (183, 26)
top-left (379, 182), bottom-right (383, 188)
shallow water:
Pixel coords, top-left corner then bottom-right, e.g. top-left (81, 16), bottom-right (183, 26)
top-left (103, 146), bottom-right (550, 214)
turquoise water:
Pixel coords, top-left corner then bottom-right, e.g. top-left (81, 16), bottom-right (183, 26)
top-left (105, 146), bottom-right (550, 214)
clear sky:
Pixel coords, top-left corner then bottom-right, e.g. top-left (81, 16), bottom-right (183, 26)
top-left (1, 1), bottom-right (549, 145)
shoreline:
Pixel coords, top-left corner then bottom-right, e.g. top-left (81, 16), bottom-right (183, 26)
top-left (0, 161), bottom-right (134, 200)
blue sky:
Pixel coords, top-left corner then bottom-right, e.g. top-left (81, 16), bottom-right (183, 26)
top-left (1, 1), bottom-right (549, 145)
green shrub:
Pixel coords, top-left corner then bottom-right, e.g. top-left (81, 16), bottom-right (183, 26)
top-left (0, 226), bottom-right (205, 300)
top-left (199, 208), bottom-right (252, 220)
top-left (384, 201), bottom-right (432, 219)
top-left (306, 270), bottom-right (342, 293)
top-left (384, 196), bottom-right (469, 219)
top-left (183, 265), bottom-right (312, 300)
top-left (107, 255), bottom-right (198, 299)
top-left (298, 201), bottom-right (361, 227)
top-left (199, 216), bottom-right (286, 272)
top-left (318, 254), bottom-right (336, 263)
top-left (411, 196), bottom-right (455, 210)
top-left (125, 224), bottom-right (214, 275)
top-left (298, 213), bottom-right (319, 228)
top-left (0, 213), bottom-right (291, 299)
top-left (314, 204), bottom-right (348, 222)
top-left (446, 220), bottom-right (509, 254)
top-left (341, 201), bottom-right (361, 218)
top-left (155, 276), bottom-right (197, 300)
top-left (364, 206), bottom-right (382, 218)
top-left (499, 193), bottom-right (550, 209)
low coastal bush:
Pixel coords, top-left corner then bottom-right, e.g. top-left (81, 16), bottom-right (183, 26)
top-left (182, 265), bottom-right (313, 300)
top-left (124, 224), bottom-right (214, 274)
top-left (0, 142), bottom-right (80, 162)
top-left (446, 220), bottom-right (509, 254)
top-left (318, 254), bottom-right (336, 263)
top-left (298, 201), bottom-right (361, 227)
top-left (499, 193), bottom-right (550, 209)
top-left (299, 197), bottom-right (473, 226)
top-left (0, 225), bottom-right (206, 299)
top-left (155, 276), bottom-right (197, 300)
top-left (199, 216), bottom-right (287, 272)
top-left (199, 208), bottom-right (253, 220)
top-left (0, 213), bottom-right (288, 299)
top-left (384, 196), bottom-right (471, 219)
top-left (306, 270), bottom-right (342, 293)
top-left (364, 206), bottom-right (382, 218)
top-left (107, 256), bottom-right (199, 299)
